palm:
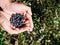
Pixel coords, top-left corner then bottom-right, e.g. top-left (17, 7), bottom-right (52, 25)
top-left (0, 1), bottom-right (33, 34)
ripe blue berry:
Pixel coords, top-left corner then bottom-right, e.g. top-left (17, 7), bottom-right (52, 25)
top-left (10, 13), bottom-right (25, 28)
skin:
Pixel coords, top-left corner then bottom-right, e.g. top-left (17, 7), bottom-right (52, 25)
top-left (0, 0), bottom-right (33, 34)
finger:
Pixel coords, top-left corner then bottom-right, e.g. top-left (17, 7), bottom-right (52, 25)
top-left (23, 26), bottom-right (31, 32)
top-left (10, 24), bottom-right (16, 30)
top-left (24, 20), bottom-right (29, 24)
top-left (0, 11), bottom-right (15, 21)
top-left (18, 27), bottom-right (30, 33)
top-left (10, 3), bottom-right (26, 14)
top-left (17, 23), bottom-right (32, 33)
top-left (0, 12), bottom-right (6, 23)
top-left (25, 13), bottom-right (34, 28)
top-left (19, 4), bottom-right (32, 15)
top-left (1, 26), bottom-right (19, 34)
top-left (11, 3), bottom-right (32, 15)
top-left (4, 9), bottom-right (16, 15)
top-left (4, 7), bottom-right (26, 17)
top-left (26, 23), bottom-right (30, 27)
top-left (16, 28), bottom-right (24, 33)
top-left (27, 28), bottom-right (33, 31)
top-left (25, 24), bottom-right (33, 32)
top-left (26, 7), bottom-right (32, 15)
top-left (1, 19), bottom-right (19, 34)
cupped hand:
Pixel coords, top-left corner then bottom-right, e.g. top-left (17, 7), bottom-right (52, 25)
top-left (0, 0), bottom-right (33, 34)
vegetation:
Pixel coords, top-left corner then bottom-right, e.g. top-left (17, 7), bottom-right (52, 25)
top-left (0, 0), bottom-right (60, 45)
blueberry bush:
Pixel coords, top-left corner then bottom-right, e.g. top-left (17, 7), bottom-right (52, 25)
top-left (0, 0), bottom-right (60, 45)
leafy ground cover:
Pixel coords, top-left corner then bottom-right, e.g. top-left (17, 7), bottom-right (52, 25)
top-left (0, 0), bottom-right (60, 45)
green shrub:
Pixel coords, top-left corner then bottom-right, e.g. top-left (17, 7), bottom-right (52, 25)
top-left (0, 0), bottom-right (60, 45)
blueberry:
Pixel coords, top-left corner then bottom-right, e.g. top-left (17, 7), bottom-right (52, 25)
top-left (10, 13), bottom-right (25, 28)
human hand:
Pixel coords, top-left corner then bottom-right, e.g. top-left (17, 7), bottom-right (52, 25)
top-left (0, 0), bottom-right (33, 34)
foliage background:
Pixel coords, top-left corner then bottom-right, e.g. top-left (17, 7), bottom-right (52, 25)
top-left (0, 0), bottom-right (60, 45)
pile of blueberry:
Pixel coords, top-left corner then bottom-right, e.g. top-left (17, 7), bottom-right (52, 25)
top-left (10, 13), bottom-right (25, 28)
